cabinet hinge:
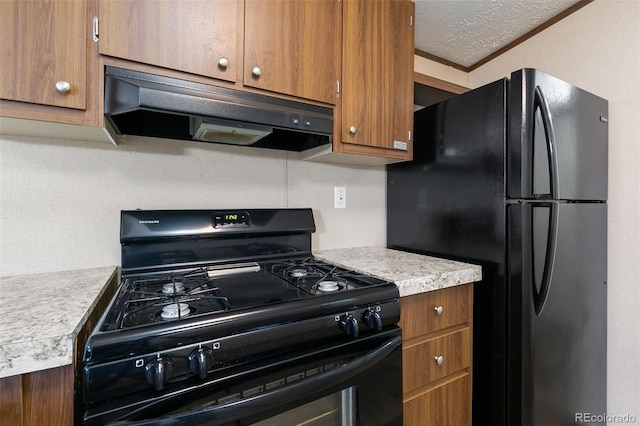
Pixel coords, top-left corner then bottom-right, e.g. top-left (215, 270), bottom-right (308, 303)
top-left (92, 17), bottom-right (99, 42)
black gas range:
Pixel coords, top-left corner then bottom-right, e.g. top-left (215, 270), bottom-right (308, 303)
top-left (82, 209), bottom-right (403, 425)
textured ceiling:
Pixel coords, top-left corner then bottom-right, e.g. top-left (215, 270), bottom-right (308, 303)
top-left (414, 0), bottom-right (582, 68)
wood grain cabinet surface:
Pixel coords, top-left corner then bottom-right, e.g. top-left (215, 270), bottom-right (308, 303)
top-left (244, 0), bottom-right (341, 104)
top-left (337, 0), bottom-right (415, 162)
top-left (399, 284), bottom-right (473, 426)
top-left (0, 0), bottom-right (87, 110)
top-left (98, 0), bottom-right (240, 84)
top-left (99, 0), bottom-right (341, 105)
top-left (1, 0), bottom-right (416, 165)
top-left (0, 0), bottom-right (104, 128)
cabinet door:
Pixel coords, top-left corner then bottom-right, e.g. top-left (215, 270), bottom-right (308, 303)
top-left (402, 328), bottom-right (471, 393)
top-left (244, 0), bottom-right (341, 104)
top-left (341, 0), bottom-right (414, 158)
top-left (98, 0), bottom-right (238, 83)
top-left (400, 284), bottom-right (471, 339)
top-left (0, 0), bottom-right (86, 109)
top-left (403, 373), bottom-right (471, 426)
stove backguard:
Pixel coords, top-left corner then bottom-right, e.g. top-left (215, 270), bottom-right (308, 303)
top-left (120, 209), bottom-right (316, 273)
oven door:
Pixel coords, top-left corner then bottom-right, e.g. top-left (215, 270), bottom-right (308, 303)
top-left (84, 328), bottom-right (402, 426)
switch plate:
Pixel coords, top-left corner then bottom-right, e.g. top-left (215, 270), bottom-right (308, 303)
top-left (334, 187), bottom-right (346, 208)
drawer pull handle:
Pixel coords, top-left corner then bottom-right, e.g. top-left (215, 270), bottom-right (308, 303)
top-left (55, 80), bottom-right (71, 94)
top-left (434, 355), bottom-right (444, 366)
top-left (218, 57), bottom-right (229, 69)
top-left (434, 305), bottom-right (444, 315)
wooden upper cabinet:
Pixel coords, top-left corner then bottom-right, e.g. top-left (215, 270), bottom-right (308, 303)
top-left (243, 0), bottom-right (341, 104)
top-left (0, 0), bottom-right (87, 110)
top-left (98, 0), bottom-right (239, 83)
top-left (340, 0), bottom-right (414, 160)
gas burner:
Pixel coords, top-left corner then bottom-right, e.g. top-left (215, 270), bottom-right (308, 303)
top-left (317, 280), bottom-right (341, 292)
top-left (162, 281), bottom-right (185, 294)
top-left (315, 278), bottom-right (347, 293)
top-left (288, 268), bottom-right (310, 278)
top-left (272, 260), bottom-right (329, 281)
top-left (161, 303), bottom-right (191, 319)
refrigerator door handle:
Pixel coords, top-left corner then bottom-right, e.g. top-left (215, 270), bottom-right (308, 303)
top-left (533, 202), bottom-right (559, 315)
top-left (534, 86), bottom-right (559, 199)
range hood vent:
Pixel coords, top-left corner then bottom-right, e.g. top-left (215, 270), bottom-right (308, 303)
top-left (104, 67), bottom-right (333, 152)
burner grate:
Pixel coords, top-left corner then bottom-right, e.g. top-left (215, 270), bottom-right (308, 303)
top-left (108, 268), bottom-right (230, 330)
top-left (268, 258), bottom-right (363, 295)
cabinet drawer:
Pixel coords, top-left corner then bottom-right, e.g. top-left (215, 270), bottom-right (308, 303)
top-left (403, 372), bottom-right (471, 426)
top-left (400, 284), bottom-right (471, 340)
top-left (402, 327), bottom-right (471, 393)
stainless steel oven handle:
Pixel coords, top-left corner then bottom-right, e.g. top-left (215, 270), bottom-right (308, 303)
top-left (109, 335), bottom-right (401, 426)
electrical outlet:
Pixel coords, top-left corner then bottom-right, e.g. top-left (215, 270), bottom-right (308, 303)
top-left (334, 187), bottom-right (346, 208)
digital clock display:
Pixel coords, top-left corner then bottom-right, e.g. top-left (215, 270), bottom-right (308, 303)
top-left (213, 212), bottom-right (250, 228)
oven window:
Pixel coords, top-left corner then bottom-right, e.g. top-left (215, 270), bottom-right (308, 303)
top-left (252, 387), bottom-right (356, 426)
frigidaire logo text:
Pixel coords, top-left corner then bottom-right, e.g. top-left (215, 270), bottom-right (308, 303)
top-left (139, 220), bottom-right (160, 224)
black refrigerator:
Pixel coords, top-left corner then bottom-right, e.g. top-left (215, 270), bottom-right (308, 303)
top-left (387, 69), bottom-right (607, 426)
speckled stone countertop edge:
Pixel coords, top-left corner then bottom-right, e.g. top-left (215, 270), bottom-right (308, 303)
top-left (0, 266), bottom-right (119, 378)
top-left (314, 246), bottom-right (482, 297)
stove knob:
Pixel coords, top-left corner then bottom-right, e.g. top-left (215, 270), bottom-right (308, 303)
top-left (145, 356), bottom-right (173, 391)
top-left (363, 309), bottom-right (383, 331)
top-left (189, 347), bottom-right (213, 379)
top-left (339, 314), bottom-right (359, 338)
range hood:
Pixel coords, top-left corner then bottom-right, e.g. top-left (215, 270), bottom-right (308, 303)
top-left (104, 67), bottom-right (333, 151)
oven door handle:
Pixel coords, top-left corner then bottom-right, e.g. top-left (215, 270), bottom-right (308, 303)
top-left (109, 335), bottom-right (401, 426)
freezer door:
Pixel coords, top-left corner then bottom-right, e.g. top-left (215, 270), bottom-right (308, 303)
top-left (508, 201), bottom-right (607, 426)
top-left (508, 69), bottom-right (608, 201)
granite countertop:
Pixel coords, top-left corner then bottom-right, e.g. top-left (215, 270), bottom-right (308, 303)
top-left (314, 246), bottom-right (482, 297)
top-left (0, 266), bottom-right (118, 378)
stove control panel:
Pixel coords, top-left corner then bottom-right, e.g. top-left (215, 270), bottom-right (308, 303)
top-left (84, 300), bottom-right (400, 404)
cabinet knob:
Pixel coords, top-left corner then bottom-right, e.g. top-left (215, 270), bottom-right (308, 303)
top-left (252, 66), bottom-right (262, 77)
top-left (434, 305), bottom-right (444, 315)
top-left (218, 57), bottom-right (229, 69)
top-left (348, 126), bottom-right (357, 135)
top-left (55, 81), bottom-right (71, 94)
top-left (434, 355), bottom-right (444, 366)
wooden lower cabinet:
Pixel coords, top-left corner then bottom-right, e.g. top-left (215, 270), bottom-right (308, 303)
top-left (404, 372), bottom-right (470, 426)
top-left (0, 365), bottom-right (74, 426)
top-left (400, 284), bottom-right (473, 426)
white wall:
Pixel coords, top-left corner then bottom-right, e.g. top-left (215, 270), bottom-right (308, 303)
top-left (0, 135), bottom-right (386, 276)
top-left (414, 55), bottom-right (469, 87)
top-left (469, 0), bottom-right (640, 420)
